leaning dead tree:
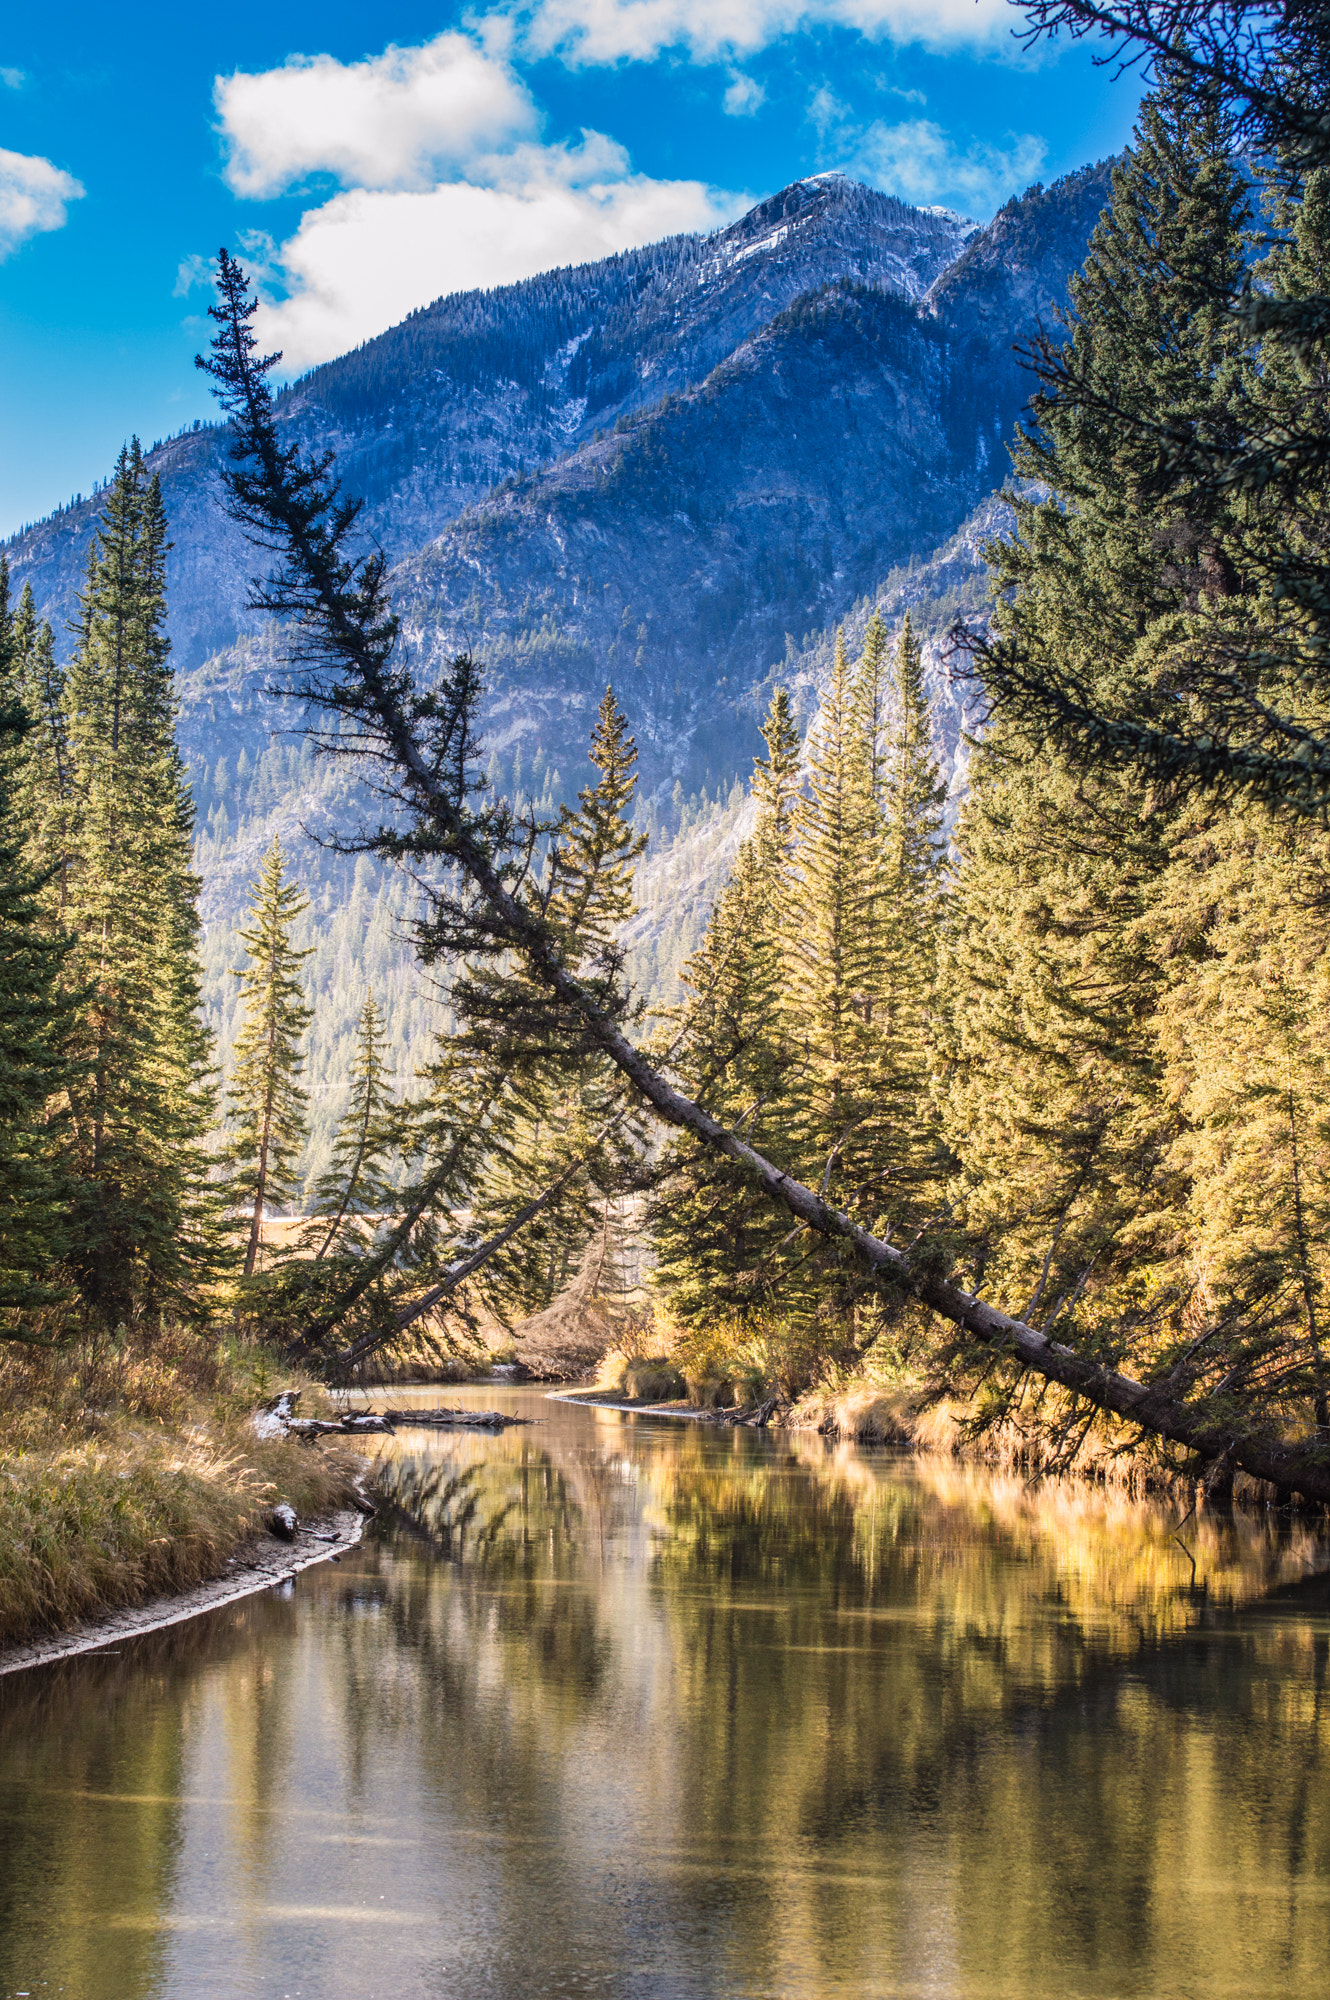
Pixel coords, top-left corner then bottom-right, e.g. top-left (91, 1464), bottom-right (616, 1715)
top-left (198, 252), bottom-right (1330, 1505)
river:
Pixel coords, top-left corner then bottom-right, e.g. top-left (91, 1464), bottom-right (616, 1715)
top-left (0, 1385), bottom-right (1327, 1998)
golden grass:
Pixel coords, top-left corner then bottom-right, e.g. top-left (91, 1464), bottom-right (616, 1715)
top-left (0, 1329), bottom-right (360, 1647)
top-left (594, 1345), bottom-right (687, 1402)
top-left (786, 1380), bottom-right (918, 1443)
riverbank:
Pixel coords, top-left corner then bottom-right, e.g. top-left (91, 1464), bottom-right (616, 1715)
top-left (0, 1502), bottom-right (368, 1677)
top-left (0, 1329), bottom-right (363, 1654)
top-left (562, 1372), bottom-right (1293, 1506)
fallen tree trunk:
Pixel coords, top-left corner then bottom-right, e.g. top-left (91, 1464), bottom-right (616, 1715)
top-left (278, 1405), bottom-right (526, 1437)
top-left (354, 698), bottom-right (1330, 1503)
top-left (201, 260), bottom-right (1330, 1508)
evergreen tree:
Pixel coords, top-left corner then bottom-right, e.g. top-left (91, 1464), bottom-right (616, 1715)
top-left (301, 991), bottom-right (398, 1261)
top-left (57, 443), bottom-right (218, 1324)
top-left (786, 630), bottom-right (881, 1200)
top-left (943, 747), bottom-right (1180, 1353)
top-left (655, 636), bottom-right (950, 1325)
top-left (650, 690), bottom-right (806, 1323)
top-left (940, 68), bottom-right (1251, 1429)
top-left (881, 616), bottom-right (945, 909)
top-left (1156, 804), bottom-right (1330, 1435)
top-left (852, 609), bottom-right (892, 813)
top-left (856, 612), bottom-right (949, 1225)
top-left (750, 684), bottom-right (801, 856)
top-left (970, 47), bottom-right (1307, 803)
top-left (0, 570), bottom-right (69, 908)
top-left (546, 684), bottom-right (648, 966)
top-left (455, 685), bottom-right (649, 1317)
top-left (225, 837), bottom-right (312, 1278)
top-left (0, 584), bottom-right (74, 1325)
top-left (992, 64), bottom-right (1253, 722)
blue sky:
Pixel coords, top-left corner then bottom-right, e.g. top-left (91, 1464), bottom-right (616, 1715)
top-left (0, 2), bottom-right (1142, 538)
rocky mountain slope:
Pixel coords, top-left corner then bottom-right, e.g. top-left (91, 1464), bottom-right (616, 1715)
top-left (2, 164), bottom-right (1112, 1190)
top-left (382, 163), bottom-right (1110, 800)
top-left (5, 176), bottom-right (973, 669)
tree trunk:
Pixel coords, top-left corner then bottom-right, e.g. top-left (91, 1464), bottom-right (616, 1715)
top-left (368, 684), bottom-right (1330, 1504)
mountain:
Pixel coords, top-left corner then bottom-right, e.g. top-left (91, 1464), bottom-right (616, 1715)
top-left (2, 164), bottom-right (1112, 1194)
top-left (623, 486), bottom-right (1011, 1008)
top-left (6, 175), bottom-right (973, 672)
top-left (383, 163), bottom-right (1111, 800)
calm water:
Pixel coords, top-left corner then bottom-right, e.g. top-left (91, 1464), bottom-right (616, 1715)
top-left (1, 1387), bottom-right (1328, 2000)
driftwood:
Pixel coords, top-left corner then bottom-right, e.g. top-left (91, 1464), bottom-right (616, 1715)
top-left (259, 1395), bottom-right (529, 1440)
top-left (380, 1406), bottom-right (526, 1430)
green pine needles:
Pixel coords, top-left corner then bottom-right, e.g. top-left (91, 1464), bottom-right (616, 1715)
top-left (0, 448), bottom-right (220, 1335)
top-left (302, 992), bottom-right (398, 1263)
top-left (225, 837), bottom-right (313, 1279)
top-left (653, 615), bottom-right (949, 1336)
top-left (0, 591), bottom-right (75, 1327)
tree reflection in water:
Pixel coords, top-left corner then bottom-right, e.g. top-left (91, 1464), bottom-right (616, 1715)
top-left (0, 1394), bottom-right (1327, 1999)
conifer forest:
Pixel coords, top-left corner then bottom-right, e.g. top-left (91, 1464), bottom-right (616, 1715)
top-left (5, 30), bottom-right (1330, 1497)
top-left (8, 4), bottom-right (1330, 1994)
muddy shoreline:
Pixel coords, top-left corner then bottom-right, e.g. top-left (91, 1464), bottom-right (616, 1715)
top-left (0, 1505), bottom-right (370, 1679)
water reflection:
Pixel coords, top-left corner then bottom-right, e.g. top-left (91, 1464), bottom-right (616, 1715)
top-left (0, 1390), bottom-right (1327, 1999)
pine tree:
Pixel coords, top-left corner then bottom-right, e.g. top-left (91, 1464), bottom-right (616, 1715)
top-left (973, 54), bottom-right (1280, 799)
top-left (464, 685), bottom-right (649, 1316)
top-left (1155, 804), bottom-right (1330, 1436)
top-left (57, 444), bottom-right (218, 1324)
top-left (0, 578), bottom-right (74, 1325)
top-left (994, 66), bottom-right (1253, 712)
top-left (786, 630), bottom-right (881, 1201)
top-left (750, 684), bottom-right (801, 856)
top-left (0, 570), bottom-right (70, 909)
top-left (939, 70), bottom-right (1251, 1426)
top-left (855, 611), bottom-right (949, 1226)
top-left (852, 609), bottom-right (892, 813)
top-left (301, 991), bottom-right (398, 1261)
top-left (650, 692), bottom-right (807, 1323)
top-left (881, 616), bottom-right (945, 909)
top-left (943, 746), bottom-right (1180, 1351)
top-left (546, 684), bottom-right (648, 971)
top-left (225, 837), bottom-right (312, 1278)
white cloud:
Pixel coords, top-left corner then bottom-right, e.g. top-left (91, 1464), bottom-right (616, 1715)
top-left (0, 147), bottom-right (83, 259)
top-left (853, 117), bottom-right (1045, 212)
top-left (255, 173), bottom-right (740, 369)
top-left (516, 0), bottom-right (1017, 66)
top-left (808, 83), bottom-right (846, 139)
top-left (723, 71), bottom-right (765, 115)
top-left (207, 32), bottom-right (746, 370)
top-left (1, 66), bottom-right (25, 89)
top-left (215, 32), bottom-right (536, 197)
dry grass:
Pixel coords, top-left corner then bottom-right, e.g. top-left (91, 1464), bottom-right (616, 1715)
top-left (0, 1329), bottom-right (360, 1647)
top-left (594, 1344), bottom-right (687, 1402)
top-left (786, 1380), bottom-right (918, 1443)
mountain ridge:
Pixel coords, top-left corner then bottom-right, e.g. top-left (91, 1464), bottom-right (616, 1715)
top-left (5, 175), bottom-right (974, 670)
top-left (1, 165), bottom-right (1114, 1190)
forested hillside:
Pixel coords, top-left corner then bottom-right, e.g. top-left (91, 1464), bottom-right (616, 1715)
top-left (0, 167), bottom-right (1111, 1187)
